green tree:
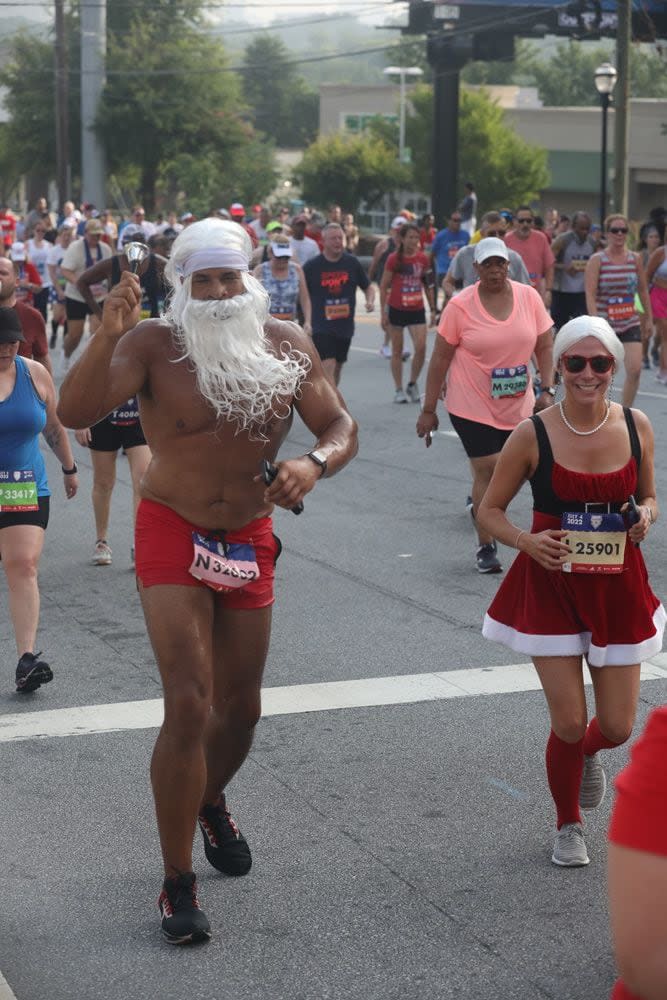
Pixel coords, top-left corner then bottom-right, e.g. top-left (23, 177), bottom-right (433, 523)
top-left (0, 125), bottom-right (23, 204)
top-left (0, 15), bottom-right (82, 183)
top-left (97, 10), bottom-right (268, 211)
top-left (294, 133), bottom-right (410, 210)
top-left (242, 35), bottom-right (319, 147)
top-left (406, 85), bottom-right (549, 211)
top-left (531, 42), bottom-right (667, 105)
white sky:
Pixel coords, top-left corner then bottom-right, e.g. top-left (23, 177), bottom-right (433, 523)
top-left (13, 1), bottom-right (404, 28)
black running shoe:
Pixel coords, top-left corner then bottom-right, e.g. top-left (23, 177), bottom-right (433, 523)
top-left (15, 652), bottom-right (53, 693)
top-left (158, 872), bottom-right (211, 945)
top-left (198, 795), bottom-right (252, 876)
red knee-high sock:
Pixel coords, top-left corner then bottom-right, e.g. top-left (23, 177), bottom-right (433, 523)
top-left (583, 716), bottom-right (625, 756)
top-left (546, 730), bottom-right (584, 829)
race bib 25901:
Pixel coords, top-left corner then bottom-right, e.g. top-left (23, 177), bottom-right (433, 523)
top-left (561, 511), bottom-right (626, 574)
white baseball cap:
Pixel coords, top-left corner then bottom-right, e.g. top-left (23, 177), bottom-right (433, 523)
top-left (473, 237), bottom-right (509, 265)
top-left (391, 216), bottom-right (407, 230)
top-left (10, 241), bottom-right (26, 261)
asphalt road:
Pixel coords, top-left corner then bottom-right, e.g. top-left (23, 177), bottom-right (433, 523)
top-left (1, 309), bottom-right (666, 1000)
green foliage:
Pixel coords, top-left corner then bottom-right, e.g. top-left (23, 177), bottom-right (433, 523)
top-left (531, 42), bottom-right (667, 105)
top-left (0, 125), bottom-right (23, 204)
top-left (407, 85), bottom-right (549, 212)
top-left (294, 133), bottom-right (411, 210)
top-left (1, 0), bottom-right (277, 209)
top-left (0, 14), bottom-right (82, 182)
top-left (463, 38), bottom-right (667, 104)
top-left (241, 34), bottom-right (318, 147)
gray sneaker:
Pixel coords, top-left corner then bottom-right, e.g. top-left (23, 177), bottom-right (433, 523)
top-left (394, 388), bottom-right (408, 404)
top-left (552, 822), bottom-right (590, 867)
top-left (476, 542), bottom-right (501, 574)
top-left (579, 753), bottom-right (607, 810)
top-left (406, 382), bottom-right (421, 403)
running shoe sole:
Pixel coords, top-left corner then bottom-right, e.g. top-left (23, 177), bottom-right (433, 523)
top-left (162, 927), bottom-right (212, 946)
top-left (579, 755), bottom-right (607, 810)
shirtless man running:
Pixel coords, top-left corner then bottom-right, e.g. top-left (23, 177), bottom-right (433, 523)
top-left (57, 218), bottom-right (358, 945)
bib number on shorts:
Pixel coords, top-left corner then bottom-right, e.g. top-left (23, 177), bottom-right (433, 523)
top-left (109, 396), bottom-right (139, 426)
top-left (189, 532), bottom-right (260, 592)
top-left (607, 296), bottom-right (634, 324)
top-left (561, 511), bottom-right (626, 574)
top-left (0, 470), bottom-right (39, 512)
top-left (490, 365), bottom-right (528, 399)
top-left (324, 300), bottom-right (350, 321)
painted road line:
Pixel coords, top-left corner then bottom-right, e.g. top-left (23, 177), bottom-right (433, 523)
top-left (0, 971), bottom-right (18, 1000)
top-left (1, 660), bottom-right (667, 744)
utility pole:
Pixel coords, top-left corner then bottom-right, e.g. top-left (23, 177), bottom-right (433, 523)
top-left (54, 0), bottom-right (69, 208)
top-left (613, 0), bottom-right (631, 215)
top-left (80, 0), bottom-right (107, 208)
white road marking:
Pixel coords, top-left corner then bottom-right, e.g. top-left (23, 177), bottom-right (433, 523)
top-left (0, 971), bottom-right (18, 1000)
top-left (1, 660), bottom-right (667, 745)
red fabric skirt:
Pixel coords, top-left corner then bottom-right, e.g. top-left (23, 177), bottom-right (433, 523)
top-left (483, 512), bottom-right (665, 666)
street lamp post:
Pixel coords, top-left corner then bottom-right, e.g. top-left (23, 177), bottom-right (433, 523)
top-left (594, 61), bottom-right (618, 227)
top-left (383, 65), bottom-right (424, 164)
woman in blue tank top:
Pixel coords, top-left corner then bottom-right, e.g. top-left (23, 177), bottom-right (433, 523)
top-left (252, 237), bottom-right (312, 333)
top-left (0, 306), bottom-right (79, 693)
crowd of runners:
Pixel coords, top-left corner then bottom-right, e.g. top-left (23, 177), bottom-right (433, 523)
top-left (1, 193), bottom-right (666, 998)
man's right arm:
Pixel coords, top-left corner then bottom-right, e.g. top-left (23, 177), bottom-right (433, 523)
top-left (57, 272), bottom-right (147, 429)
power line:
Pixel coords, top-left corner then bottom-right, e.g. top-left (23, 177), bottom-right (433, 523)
top-left (3, 2), bottom-right (577, 78)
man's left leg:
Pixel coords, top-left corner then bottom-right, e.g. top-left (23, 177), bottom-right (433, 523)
top-left (198, 605), bottom-right (272, 875)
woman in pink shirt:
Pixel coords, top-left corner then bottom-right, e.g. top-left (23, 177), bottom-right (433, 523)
top-left (416, 237), bottom-right (555, 573)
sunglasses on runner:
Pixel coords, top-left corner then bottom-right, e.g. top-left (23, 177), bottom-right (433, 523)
top-left (562, 355), bottom-right (614, 374)
top-left (608, 226), bottom-right (628, 234)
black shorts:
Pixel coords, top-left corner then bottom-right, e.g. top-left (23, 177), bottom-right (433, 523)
top-left (0, 495), bottom-right (50, 531)
top-left (616, 325), bottom-right (642, 345)
top-left (388, 306), bottom-right (426, 328)
top-left (65, 297), bottom-right (95, 321)
top-left (312, 331), bottom-right (352, 364)
top-left (89, 415), bottom-right (147, 452)
top-left (551, 291), bottom-right (587, 331)
top-left (449, 413), bottom-right (512, 459)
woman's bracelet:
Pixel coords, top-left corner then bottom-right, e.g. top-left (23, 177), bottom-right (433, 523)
top-left (515, 529), bottom-right (526, 549)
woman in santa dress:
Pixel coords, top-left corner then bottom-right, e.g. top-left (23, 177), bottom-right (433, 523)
top-left (478, 315), bottom-right (664, 869)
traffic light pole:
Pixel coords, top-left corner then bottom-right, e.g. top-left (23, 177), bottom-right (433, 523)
top-left (428, 35), bottom-right (470, 226)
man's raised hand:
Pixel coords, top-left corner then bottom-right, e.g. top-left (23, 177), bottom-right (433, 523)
top-left (101, 271), bottom-right (142, 339)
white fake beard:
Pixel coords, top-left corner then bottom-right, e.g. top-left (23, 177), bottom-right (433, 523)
top-left (169, 280), bottom-right (310, 438)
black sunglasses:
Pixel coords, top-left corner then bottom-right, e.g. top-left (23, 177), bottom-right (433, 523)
top-left (563, 354), bottom-right (614, 374)
top-left (608, 226), bottom-right (628, 235)
top-left (517, 218), bottom-right (533, 224)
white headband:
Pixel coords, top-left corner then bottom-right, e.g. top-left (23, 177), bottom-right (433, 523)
top-left (177, 248), bottom-right (248, 277)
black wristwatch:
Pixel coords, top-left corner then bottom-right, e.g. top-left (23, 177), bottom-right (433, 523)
top-left (306, 450), bottom-right (327, 478)
top-left (62, 462), bottom-right (78, 475)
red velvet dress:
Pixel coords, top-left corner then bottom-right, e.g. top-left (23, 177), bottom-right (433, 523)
top-left (483, 411), bottom-right (665, 667)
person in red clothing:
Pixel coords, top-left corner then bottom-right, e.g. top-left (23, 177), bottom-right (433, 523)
top-left (9, 243), bottom-right (41, 309)
top-left (0, 257), bottom-right (51, 374)
top-left (229, 203), bottom-right (258, 249)
top-left (419, 213), bottom-right (437, 253)
top-left (477, 314), bottom-right (664, 869)
top-left (505, 205), bottom-right (555, 308)
top-left (379, 222), bottom-right (435, 405)
top-left (0, 203), bottom-right (17, 253)
top-left (608, 705), bottom-right (667, 1000)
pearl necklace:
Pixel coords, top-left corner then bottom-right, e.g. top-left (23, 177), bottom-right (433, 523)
top-left (558, 400), bottom-right (610, 436)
